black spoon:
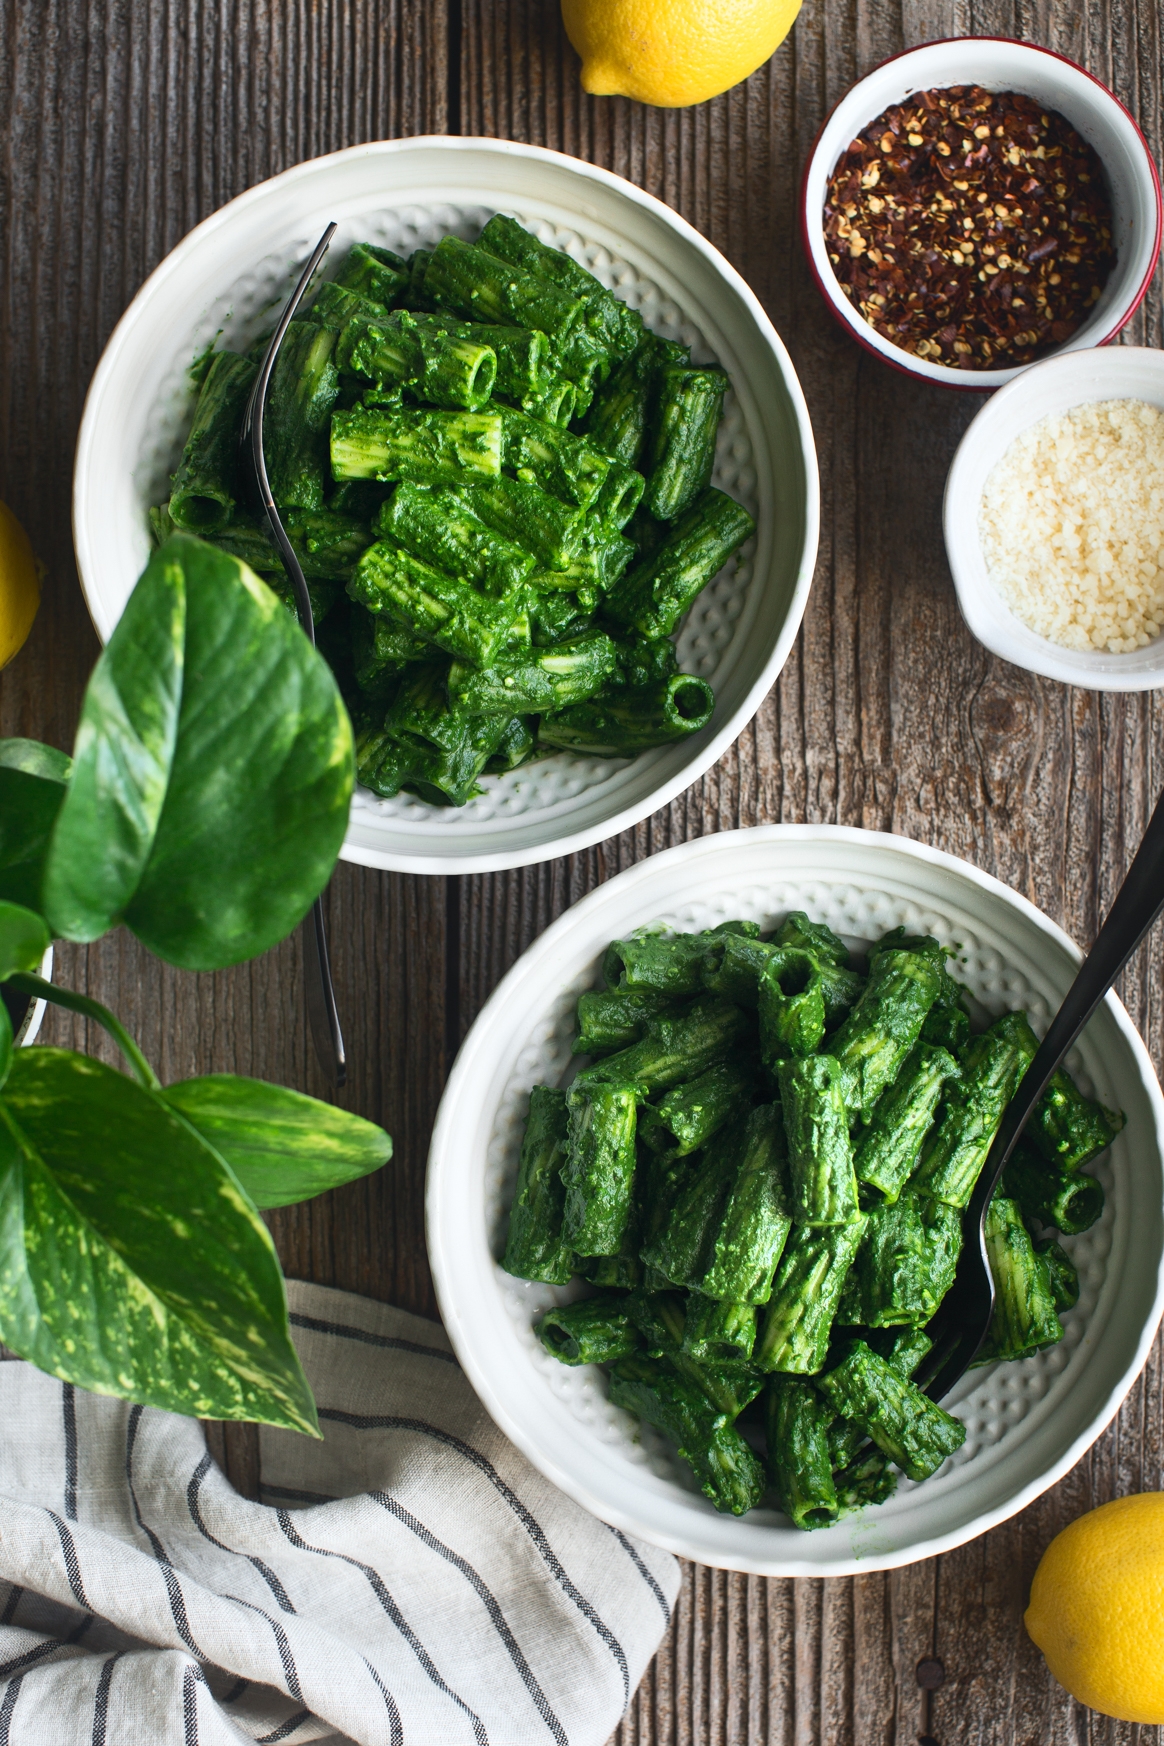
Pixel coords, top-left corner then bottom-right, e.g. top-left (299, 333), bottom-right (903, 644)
top-left (921, 783), bottom-right (1164, 1401)
top-left (239, 223), bottom-right (347, 1090)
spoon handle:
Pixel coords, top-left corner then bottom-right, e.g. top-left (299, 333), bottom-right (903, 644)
top-left (976, 781), bottom-right (1164, 1208)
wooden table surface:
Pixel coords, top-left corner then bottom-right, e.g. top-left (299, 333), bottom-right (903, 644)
top-left (3, 1), bottom-right (1163, 1739)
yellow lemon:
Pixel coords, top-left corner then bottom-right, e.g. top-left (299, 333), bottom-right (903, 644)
top-left (0, 502), bottom-right (40, 671)
top-left (561, 0), bottom-right (802, 108)
top-left (1025, 1493), bottom-right (1164, 1724)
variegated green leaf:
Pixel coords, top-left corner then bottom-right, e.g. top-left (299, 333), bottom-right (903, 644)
top-left (0, 739), bottom-right (71, 914)
top-left (163, 1074), bottom-right (392, 1209)
top-left (0, 1048), bottom-right (318, 1433)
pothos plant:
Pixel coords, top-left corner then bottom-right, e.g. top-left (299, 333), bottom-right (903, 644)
top-left (0, 532), bottom-right (391, 1437)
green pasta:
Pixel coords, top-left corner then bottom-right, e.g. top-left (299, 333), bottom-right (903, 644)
top-left (562, 1080), bottom-right (638, 1256)
top-left (478, 214), bottom-right (644, 359)
top-left (608, 1355), bottom-right (766, 1516)
top-left (831, 948), bottom-right (943, 1124)
top-left (518, 913), bottom-right (1118, 1525)
top-left (973, 1194), bottom-right (1064, 1364)
top-left (853, 1042), bottom-right (961, 1201)
top-left (502, 1085), bottom-right (574, 1284)
top-left (777, 1056), bottom-right (860, 1228)
top-left (447, 629), bottom-right (616, 716)
top-left (759, 949), bottom-right (827, 1062)
top-left (638, 1059), bottom-right (758, 1156)
top-left (330, 407), bottom-right (502, 485)
top-left (169, 350), bottom-right (257, 531)
top-left (537, 674), bottom-right (715, 755)
top-left (694, 1103), bottom-right (793, 1302)
top-left (264, 321), bottom-right (340, 511)
top-left (816, 1342), bottom-right (965, 1482)
top-left (644, 364), bottom-right (728, 520)
top-left (836, 1192), bottom-right (962, 1327)
top-left (604, 487), bottom-right (756, 639)
top-left (766, 1377), bottom-right (841, 1530)
top-left (573, 986), bottom-right (679, 1057)
top-left (334, 241), bottom-right (409, 306)
top-left (911, 1010), bottom-right (1040, 1207)
top-left (377, 483), bottom-right (535, 597)
top-left (155, 214), bottom-right (754, 813)
top-left (754, 1217), bottom-right (867, 1374)
top-left (1026, 1068), bottom-right (1124, 1173)
top-left (1002, 1138), bottom-right (1105, 1235)
top-left (424, 234), bottom-right (587, 342)
top-left (348, 539), bottom-right (521, 667)
top-left (537, 1297), bottom-right (641, 1365)
top-left (681, 1296), bottom-right (757, 1364)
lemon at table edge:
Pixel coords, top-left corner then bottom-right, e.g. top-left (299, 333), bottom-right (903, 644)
top-left (561, 0), bottom-right (803, 109)
top-left (0, 502), bottom-right (41, 671)
top-left (1025, 1493), bottom-right (1164, 1725)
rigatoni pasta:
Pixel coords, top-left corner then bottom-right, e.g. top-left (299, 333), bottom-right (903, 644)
top-left (152, 215), bottom-right (755, 808)
top-left (504, 913), bottom-right (1125, 1524)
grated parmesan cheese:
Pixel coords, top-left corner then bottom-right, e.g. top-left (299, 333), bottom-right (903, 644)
top-left (979, 398), bottom-right (1164, 654)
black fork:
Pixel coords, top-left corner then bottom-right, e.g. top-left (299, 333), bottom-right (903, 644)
top-left (239, 223), bottom-right (347, 1089)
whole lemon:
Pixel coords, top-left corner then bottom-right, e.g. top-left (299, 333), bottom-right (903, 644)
top-left (1025, 1493), bottom-right (1164, 1724)
top-left (561, 0), bottom-right (802, 108)
top-left (0, 502), bottom-right (40, 671)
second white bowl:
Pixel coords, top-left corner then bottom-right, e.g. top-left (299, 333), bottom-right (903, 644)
top-left (427, 826), bottom-right (1164, 1576)
top-left (944, 345), bottom-right (1164, 689)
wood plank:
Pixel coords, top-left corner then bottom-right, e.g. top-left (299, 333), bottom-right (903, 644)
top-left (456, 1), bottom-right (1164, 1741)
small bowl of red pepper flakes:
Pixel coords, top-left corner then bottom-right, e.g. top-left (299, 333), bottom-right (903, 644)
top-left (800, 39), bottom-right (1162, 390)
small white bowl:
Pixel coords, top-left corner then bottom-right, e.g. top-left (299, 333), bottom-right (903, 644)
top-left (73, 138), bottom-right (819, 876)
top-left (944, 345), bottom-right (1164, 689)
top-left (800, 39), bottom-right (1162, 391)
top-left (427, 826), bottom-right (1164, 1575)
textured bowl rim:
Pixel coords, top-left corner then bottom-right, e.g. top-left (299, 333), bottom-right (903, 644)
top-left (72, 135), bottom-right (821, 877)
top-left (427, 824), bottom-right (1164, 1576)
top-left (798, 38), bottom-right (1164, 392)
top-left (943, 345), bottom-right (1164, 689)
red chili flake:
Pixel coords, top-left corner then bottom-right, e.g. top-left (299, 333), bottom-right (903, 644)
top-left (822, 85), bottom-right (1116, 369)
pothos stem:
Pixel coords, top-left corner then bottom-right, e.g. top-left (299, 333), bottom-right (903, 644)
top-left (5, 973), bottom-right (162, 1093)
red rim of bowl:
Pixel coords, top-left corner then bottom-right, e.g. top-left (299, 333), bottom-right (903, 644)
top-left (798, 37), bottom-right (1164, 392)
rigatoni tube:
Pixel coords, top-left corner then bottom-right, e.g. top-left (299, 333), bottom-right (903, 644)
top-left (694, 1103), bottom-right (793, 1303)
top-left (754, 1217), bottom-right (867, 1374)
top-left (347, 540), bottom-right (521, 668)
top-left (765, 1377), bottom-right (841, 1531)
top-left (561, 1081), bottom-right (638, 1256)
top-left (607, 1355), bottom-right (766, 1516)
top-left (537, 1297), bottom-right (641, 1365)
top-left (777, 1056), bottom-right (860, 1228)
top-left (502, 1085), bottom-right (574, 1284)
top-left (815, 1341), bottom-right (966, 1482)
top-left (604, 487), bottom-right (755, 639)
top-left (537, 674), bottom-right (714, 755)
top-left (169, 350), bottom-right (256, 532)
top-left (330, 407), bottom-right (502, 485)
top-left (910, 1010), bottom-right (1039, 1208)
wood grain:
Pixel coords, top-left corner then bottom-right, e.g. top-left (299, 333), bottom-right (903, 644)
top-left (1, 0), bottom-right (1162, 1739)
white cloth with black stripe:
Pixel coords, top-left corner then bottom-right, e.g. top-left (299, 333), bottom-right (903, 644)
top-left (0, 1281), bottom-right (679, 1745)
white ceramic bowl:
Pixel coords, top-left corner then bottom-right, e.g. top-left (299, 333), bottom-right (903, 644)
top-left (73, 138), bottom-right (819, 876)
top-left (427, 826), bottom-right (1164, 1576)
top-left (800, 39), bottom-right (1162, 391)
top-left (945, 345), bottom-right (1164, 689)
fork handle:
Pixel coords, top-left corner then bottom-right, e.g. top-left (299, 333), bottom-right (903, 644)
top-left (304, 897), bottom-right (346, 1090)
top-left (973, 782), bottom-right (1164, 1216)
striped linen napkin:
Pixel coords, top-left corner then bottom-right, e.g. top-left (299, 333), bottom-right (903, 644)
top-left (0, 1281), bottom-right (678, 1745)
